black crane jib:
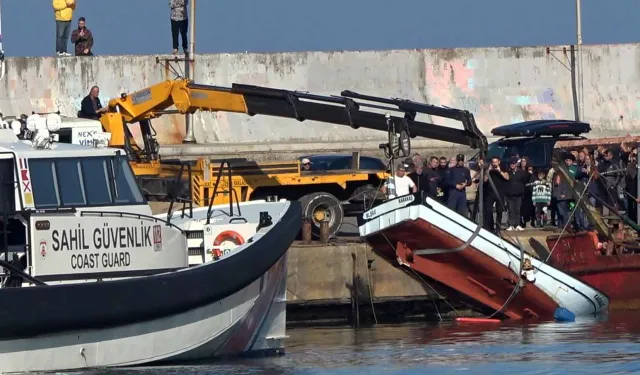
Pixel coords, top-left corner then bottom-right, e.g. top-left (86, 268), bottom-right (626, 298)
top-left (227, 83), bottom-right (488, 151)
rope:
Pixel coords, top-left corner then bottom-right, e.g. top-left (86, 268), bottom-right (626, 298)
top-left (543, 169), bottom-right (596, 264)
top-left (362, 243), bottom-right (378, 325)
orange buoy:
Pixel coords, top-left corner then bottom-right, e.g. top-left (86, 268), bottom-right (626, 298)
top-left (455, 317), bottom-right (501, 323)
top-left (213, 230), bottom-right (245, 247)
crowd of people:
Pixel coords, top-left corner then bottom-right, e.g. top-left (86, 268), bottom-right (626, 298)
top-left (382, 143), bottom-right (640, 234)
top-left (53, 0), bottom-right (189, 57)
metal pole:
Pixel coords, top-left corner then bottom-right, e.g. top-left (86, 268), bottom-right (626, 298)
top-left (575, 0), bottom-right (584, 121)
top-left (182, 0), bottom-right (196, 143)
top-left (0, 0), bottom-right (5, 81)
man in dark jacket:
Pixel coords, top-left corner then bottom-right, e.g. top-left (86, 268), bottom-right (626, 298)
top-left (482, 156), bottom-right (509, 233)
top-left (597, 149), bottom-right (624, 211)
top-left (408, 161), bottom-right (428, 195)
top-left (553, 153), bottom-right (586, 230)
top-left (504, 157), bottom-right (528, 231)
top-left (78, 86), bottom-right (107, 120)
top-left (436, 156), bottom-right (449, 203)
top-left (424, 157), bottom-right (440, 199)
top-left (446, 154), bottom-right (472, 217)
top-left (70, 17), bottom-right (94, 56)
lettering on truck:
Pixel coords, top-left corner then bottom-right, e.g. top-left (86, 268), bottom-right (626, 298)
top-left (76, 130), bottom-right (98, 146)
top-left (51, 225), bottom-right (152, 270)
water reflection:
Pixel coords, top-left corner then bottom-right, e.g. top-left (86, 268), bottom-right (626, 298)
top-left (80, 312), bottom-right (640, 375)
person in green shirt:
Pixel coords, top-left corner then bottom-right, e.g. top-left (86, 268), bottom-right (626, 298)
top-left (527, 170), bottom-right (551, 227)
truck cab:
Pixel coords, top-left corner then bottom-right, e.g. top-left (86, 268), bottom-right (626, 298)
top-left (0, 114), bottom-right (187, 288)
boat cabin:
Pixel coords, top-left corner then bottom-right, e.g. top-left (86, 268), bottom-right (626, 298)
top-left (0, 115), bottom-right (187, 288)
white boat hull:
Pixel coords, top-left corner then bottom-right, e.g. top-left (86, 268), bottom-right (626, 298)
top-left (0, 253), bottom-right (287, 373)
top-left (359, 194), bottom-right (609, 317)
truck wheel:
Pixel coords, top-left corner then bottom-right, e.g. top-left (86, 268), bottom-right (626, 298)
top-left (298, 192), bottom-right (344, 237)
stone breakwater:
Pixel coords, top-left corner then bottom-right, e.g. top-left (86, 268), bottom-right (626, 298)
top-left (2, 43), bottom-right (639, 150)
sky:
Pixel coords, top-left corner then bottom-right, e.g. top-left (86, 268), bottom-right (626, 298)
top-left (1, 0), bottom-right (639, 57)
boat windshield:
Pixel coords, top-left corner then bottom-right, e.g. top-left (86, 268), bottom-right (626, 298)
top-left (29, 155), bottom-right (145, 209)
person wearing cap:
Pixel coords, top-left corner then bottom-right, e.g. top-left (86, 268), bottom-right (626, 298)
top-left (445, 154), bottom-right (472, 217)
top-left (504, 156), bottom-right (528, 231)
top-left (381, 163), bottom-right (417, 199)
top-left (300, 158), bottom-right (312, 171)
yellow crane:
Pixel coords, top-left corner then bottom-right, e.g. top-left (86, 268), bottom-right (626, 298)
top-left (99, 79), bottom-right (486, 235)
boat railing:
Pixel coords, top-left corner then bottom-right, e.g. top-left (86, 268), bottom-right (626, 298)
top-left (166, 161), bottom-right (194, 225)
top-left (206, 160), bottom-right (242, 224)
top-left (80, 210), bottom-right (185, 234)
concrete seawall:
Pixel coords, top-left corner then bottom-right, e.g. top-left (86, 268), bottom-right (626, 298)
top-left (2, 43), bottom-right (640, 157)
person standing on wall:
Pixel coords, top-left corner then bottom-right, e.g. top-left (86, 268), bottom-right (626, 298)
top-left (53, 0), bottom-right (75, 56)
top-left (71, 17), bottom-right (94, 56)
top-left (169, 0), bottom-right (189, 55)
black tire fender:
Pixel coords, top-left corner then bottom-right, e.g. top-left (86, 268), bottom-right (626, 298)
top-left (298, 192), bottom-right (344, 236)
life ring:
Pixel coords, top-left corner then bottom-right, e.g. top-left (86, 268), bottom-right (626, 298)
top-left (213, 230), bottom-right (245, 247)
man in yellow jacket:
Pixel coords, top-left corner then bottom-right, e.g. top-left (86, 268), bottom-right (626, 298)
top-left (53, 0), bottom-right (76, 56)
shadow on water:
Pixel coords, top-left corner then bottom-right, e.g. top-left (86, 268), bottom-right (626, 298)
top-left (76, 312), bottom-right (640, 375)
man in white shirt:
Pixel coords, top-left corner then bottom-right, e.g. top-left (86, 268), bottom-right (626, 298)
top-left (381, 164), bottom-right (417, 199)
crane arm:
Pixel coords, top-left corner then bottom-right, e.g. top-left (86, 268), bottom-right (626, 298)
top-left (99, 79), bottom-right (487, 159)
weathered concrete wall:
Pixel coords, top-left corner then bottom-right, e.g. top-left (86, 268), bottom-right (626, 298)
top-left (286, 243), bottom-right (431, 302)
top-left (2, 43), bottom-right (640, 150)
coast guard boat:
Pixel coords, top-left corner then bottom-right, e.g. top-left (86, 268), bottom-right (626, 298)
top-left (0, 114), bottom-right (299, 373)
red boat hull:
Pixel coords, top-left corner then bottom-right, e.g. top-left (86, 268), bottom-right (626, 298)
top-left (364, 217), bottom-right (560, 320)
top-left (547, 231), bottom-right (640, 310)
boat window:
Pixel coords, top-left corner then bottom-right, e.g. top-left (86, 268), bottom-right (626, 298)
top-left (112, 157), bottom-right (144, 204)
top-left (80, 158), bottom-right (112, 206)
top-left (55, 158), bottom-right (86, 206)
top-left (29, 159), bottom-right (60, 209)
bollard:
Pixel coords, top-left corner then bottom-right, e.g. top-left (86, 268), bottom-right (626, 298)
top-left (319, 220), bottom-right (329, 244)
top-left (302, 218), bottom-right (312, 244)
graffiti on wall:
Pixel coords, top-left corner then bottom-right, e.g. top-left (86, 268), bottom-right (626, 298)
top-left (424, 56), bottom-right (565, 131)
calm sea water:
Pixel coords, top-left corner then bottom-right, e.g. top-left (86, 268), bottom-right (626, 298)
top-left (78, 312), bottom-right (640, 375)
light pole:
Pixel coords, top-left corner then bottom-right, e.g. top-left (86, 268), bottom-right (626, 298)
top-left (183, 0), bottom-right (197, 143)
top-left (575, 0), bottom-right (584, 122)
top-left (0, 0), bottom-right (5, 81)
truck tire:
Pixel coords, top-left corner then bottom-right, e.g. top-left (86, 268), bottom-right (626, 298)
top-left (298, 192), bottom-right (344, 237)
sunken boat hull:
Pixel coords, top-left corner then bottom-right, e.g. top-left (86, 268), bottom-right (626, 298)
top-left (359, 193), bottom-right (609, 320)
top-left (547, 231), bottom-right (640, 311)
top-left (0, 200), bottom-right (300, 373)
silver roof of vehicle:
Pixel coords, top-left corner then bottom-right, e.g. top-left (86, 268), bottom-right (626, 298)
top-left (0, 130), bottom-right (120, 158)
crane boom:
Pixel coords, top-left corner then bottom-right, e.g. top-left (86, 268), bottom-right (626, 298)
top-left (99, 79), bottom-right (488, 162)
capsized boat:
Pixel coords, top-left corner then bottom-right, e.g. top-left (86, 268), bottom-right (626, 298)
top-left (0, 122), bottom-right (300, 373)
top-left (359, 192), bottom-right (609, 320)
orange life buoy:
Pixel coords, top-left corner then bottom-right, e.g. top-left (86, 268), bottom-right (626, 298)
top-left (213, 230), bottom-right (245, 247)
